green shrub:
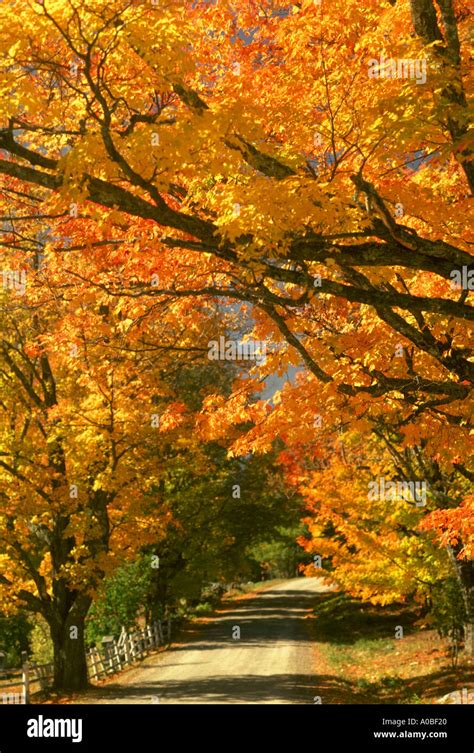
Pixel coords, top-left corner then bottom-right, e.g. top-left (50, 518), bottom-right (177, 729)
top-left (29, 616), bottom-right (53, 665)
top-left (0, 612), bottom-right (31, 667)
top-left (85, 558), bottom-right (153, 645)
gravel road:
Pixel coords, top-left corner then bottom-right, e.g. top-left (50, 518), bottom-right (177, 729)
top-left (81, 577), bottom-right (332, 705)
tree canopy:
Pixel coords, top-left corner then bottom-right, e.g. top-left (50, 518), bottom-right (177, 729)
top-left (0, 0), bottom-right (472, 688)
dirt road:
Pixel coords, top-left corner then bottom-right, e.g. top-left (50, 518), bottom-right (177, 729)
top-left (79, 578), bottom-right (331, 705)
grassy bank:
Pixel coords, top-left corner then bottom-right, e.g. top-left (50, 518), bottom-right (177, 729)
top-left (310, 592), bottom-right (474, 704)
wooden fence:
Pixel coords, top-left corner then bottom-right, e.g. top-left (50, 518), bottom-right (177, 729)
top-left (86, 619), bottom-right (170, 681)
top-left (0, 618), bottom-right (171, 704)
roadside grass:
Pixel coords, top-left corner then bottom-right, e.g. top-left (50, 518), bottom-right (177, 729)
top-left (311, 592), bottom-right (474, 704)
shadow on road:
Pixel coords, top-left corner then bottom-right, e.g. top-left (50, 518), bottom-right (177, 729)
top-left (79, 672), bottom-right (368, 704)
top-left (160, 589), bottom-right (329, 651)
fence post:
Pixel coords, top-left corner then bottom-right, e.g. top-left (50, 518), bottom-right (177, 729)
top-left (158, 619), bottom-right (164, 643)
top-left (88, 649), bottom-right (98, 681)
top-left (101, 637), bottom-right (115, 674)
top-left (97, 648), bottom-right (106, 679)
top-left (114, 641), bottom-right (122, 672)
top-left (146, 624), bottom-right (153, 651)
top-left (129, 632), bottom-right (137, 661)
top-left (123, 632), bottom-right (131, 665)
top-left (118, 626), bottom-right (127, 646)
top-left (153, 621), bottom-right (160, 647)
top-left (21, 652), bottom-right (29, 705)
top-left (167, 616), bottom-right (171, 642)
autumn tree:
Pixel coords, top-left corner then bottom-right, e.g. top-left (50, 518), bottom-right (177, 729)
top-left (278, 430), bottom-right (464, 614)
top-left (0, 256), bottom-right (202, 689)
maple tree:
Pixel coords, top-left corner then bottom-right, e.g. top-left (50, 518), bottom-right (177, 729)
top-left (0, 256), bottom-right (207, 688)
top-left (0, 0), bottom-right (472, 689)
top-left (280, 431), bottom-right (464, 609)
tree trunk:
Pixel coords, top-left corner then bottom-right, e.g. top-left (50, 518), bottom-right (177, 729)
top-left (48, 595), bottom-right (92, 691)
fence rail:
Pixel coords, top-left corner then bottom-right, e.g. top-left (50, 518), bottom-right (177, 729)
top-left (0, 618), bottom-right (170, 704)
